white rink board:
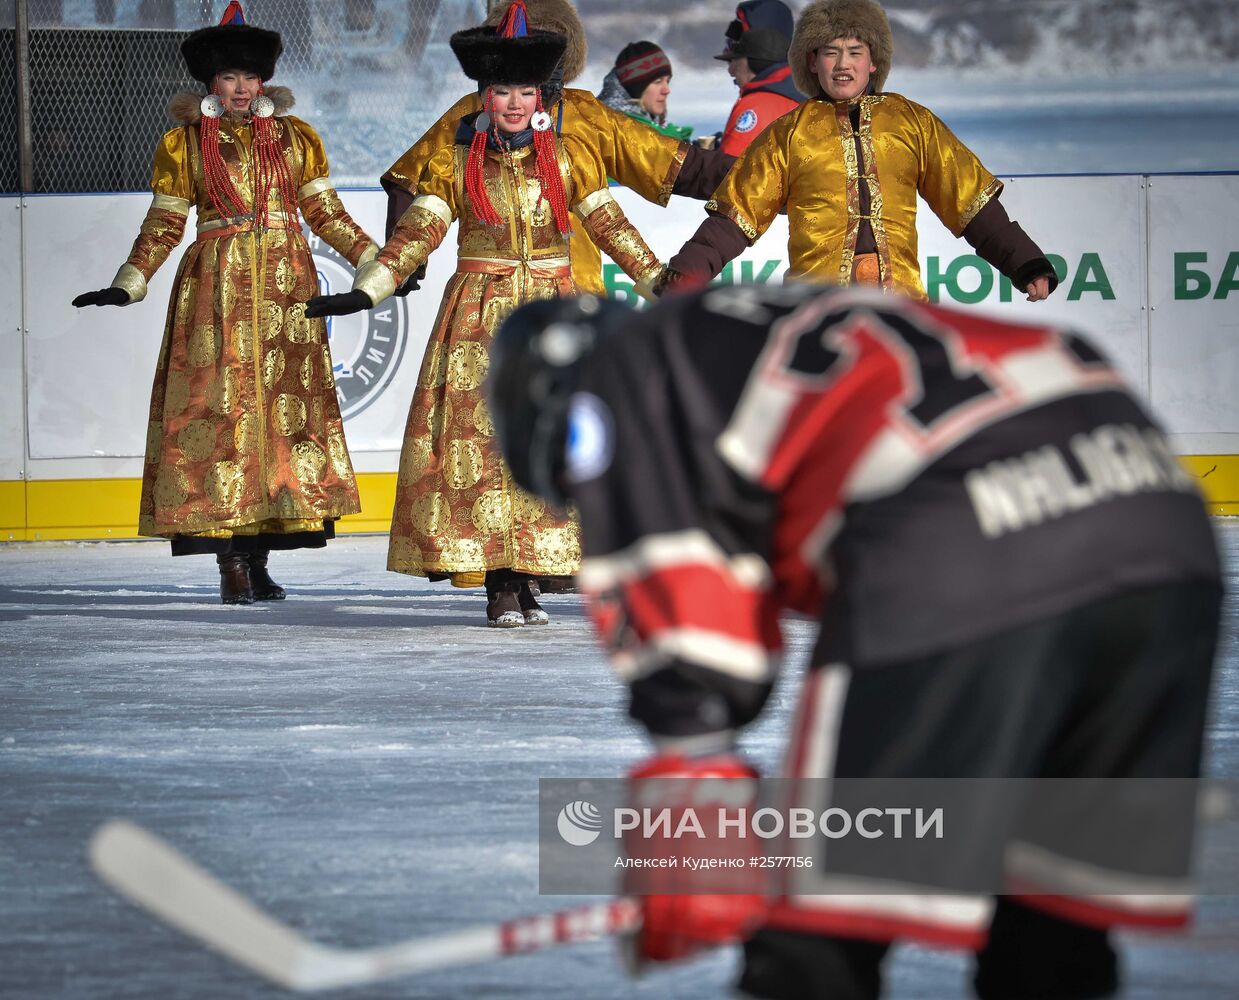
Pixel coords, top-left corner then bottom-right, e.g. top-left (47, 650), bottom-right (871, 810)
top-left (1147, 174), bottom-right (1239, 453)
top-left (0, 197), bottom-right (24, 481)
top-left (917, 175), bottom-right (1149, 396)
top-left (25, 193), bottom-right (175, 475)
top-left (11, 175), bottom-right (1239, 482)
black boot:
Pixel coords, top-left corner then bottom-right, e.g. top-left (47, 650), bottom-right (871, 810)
top-left (486, 581), bottom-right (524, 628)
top-left (217, 554), bottom-right (254, 605)
top-left (248, 550), bottom-right (286, 601)
top-left (518, 579), bottom-right (549, 625)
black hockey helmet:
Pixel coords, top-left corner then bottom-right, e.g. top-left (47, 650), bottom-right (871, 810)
top-left (488, 295), bottom-right (635, 508)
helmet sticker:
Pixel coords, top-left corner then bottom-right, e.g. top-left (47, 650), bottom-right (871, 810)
top-left (565, 392), bottom-right (615, 484)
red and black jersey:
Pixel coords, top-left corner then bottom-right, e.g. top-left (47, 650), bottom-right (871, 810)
top-left (569, 285), bottom-right (1220, 742)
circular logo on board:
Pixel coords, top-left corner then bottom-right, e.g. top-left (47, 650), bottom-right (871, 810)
top-left (306, 228), bottom-right (408, 420)
top-left (735, 108), bottom-right (759, 133)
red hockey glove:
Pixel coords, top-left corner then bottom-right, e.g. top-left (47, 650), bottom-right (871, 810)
top-left (620, 751), bottom-right (767, 968)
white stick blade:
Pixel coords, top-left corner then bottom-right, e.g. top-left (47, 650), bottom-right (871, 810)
top-left (89, 819), bottom-right (325, 991)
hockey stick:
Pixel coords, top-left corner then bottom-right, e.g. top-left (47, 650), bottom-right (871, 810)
top-left (89, 819), bottom-right (640, 992)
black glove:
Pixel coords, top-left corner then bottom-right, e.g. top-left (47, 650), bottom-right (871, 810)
top-left (304, 290), bottom-right (372, 318)
top-left (72, 287), bottom-right (130, 308)
top-left (393, 263), bottom-right (426, 297)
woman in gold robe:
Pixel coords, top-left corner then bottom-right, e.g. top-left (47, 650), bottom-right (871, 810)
top-left (308, 6), bottom-right (664, 628)
top-left (73, 4), bottom-right (377, 605)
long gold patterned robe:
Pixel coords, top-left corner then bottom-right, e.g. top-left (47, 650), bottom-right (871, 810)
top-left (356, 132), bottom-right (664, 581)
top-left (112, 101), bottom-right (376, 543)
top-left (381, 89), bottom-right (689, 295)
top-left (707, 93), bottom-right (1003, 299)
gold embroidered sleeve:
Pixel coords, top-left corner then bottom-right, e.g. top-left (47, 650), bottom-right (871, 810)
top-left (380, 93), bottom-right (479, 196)
top-left (706, 113), bottom-right (791, 245)
top-left (363, 143), bottom-right (457, 300)
top-left (911, 102), bottom-right (1003, 236)
top-left (119, 198), bottom-right (189, 302)
top-left (568, 90), bottom-right (686, 206)
top-left (357, 200), bottom-right (449, 305)
top-left (286, 118), bottom-right (378, 266)
top-left (287, 115), bottom-right (331, 185)
top-left (149, 127), bottom-right (194, 201)
top-left (577, 192), bottom-right (663, 300)
top-left (298, 182), bottom-right (378, 267)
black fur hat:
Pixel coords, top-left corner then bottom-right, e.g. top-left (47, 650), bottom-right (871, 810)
top-left (181, 23), bottom-right (283, 84)
top-left (450, 27), bottom-right (567, 87)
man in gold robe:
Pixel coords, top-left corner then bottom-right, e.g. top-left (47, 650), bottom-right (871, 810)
top-left (381, 0), bottom-right (735, 297)
top-left (666, 0), bottom-right (1057, 301)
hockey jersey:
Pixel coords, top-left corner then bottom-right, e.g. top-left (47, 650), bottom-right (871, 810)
top-left (568, 285), bottom-right (1220, 741)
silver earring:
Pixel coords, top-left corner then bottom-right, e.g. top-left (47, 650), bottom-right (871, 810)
top-left (250, 94), bottom-right (275, 118)
top-left (474, 111), bottom-right (491, 133)
top-left (200, 94), bottom-right (225, 118)
top-left (531, 111), bottom-right (551, 132)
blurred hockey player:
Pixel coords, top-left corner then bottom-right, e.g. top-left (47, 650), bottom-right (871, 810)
top-left (488, 286), bottom-right (1222, 1000)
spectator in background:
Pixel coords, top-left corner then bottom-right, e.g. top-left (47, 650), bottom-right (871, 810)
top-left (597, 41), bottom-right (692, 141)
top-left (714, 0), bottom-right (803, 154)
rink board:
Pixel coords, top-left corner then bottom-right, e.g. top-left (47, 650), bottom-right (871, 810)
top-left (2, 174), bottom-right (1238, 538)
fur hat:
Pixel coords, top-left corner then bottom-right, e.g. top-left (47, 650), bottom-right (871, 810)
top-left (180, 23), bottom-right (283, 84)
top-left (790, 0), bottom-right (893, 98)
top-left (450, 27), bottom-right (567, 87)
top-left (485, 0), bottom-right (586, 83)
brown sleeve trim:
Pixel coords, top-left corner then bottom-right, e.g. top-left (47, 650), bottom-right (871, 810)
top-left (958, 177), bottom-right (1004, 233)
top-left (657, 142), bottom-right (691, 206)
top-left (671, 144), bottom-right (738, 202)
top-left (704, 200), bottom-right (758, 243)
top-left (383, 185), bottom-right (415, 243)
top-left (667, 213), bottom-right (751, 283)
top-left (962, 197), bottom-right (1059, 294)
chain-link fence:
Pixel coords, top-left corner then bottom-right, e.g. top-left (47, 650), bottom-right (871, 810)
top-left (0, 26), bottom-right (17, 192)
top-left (2, 0), bottom-right (486, 193)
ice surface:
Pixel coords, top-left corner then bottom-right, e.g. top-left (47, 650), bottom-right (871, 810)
top-left (1, 528), bottom-right (1237, 998)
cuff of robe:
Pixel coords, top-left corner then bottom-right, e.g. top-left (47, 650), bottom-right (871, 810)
top-left (296, 176), bottom-right (335, 200)
top-left (353, 260), bottom-right (397, 306)
top-left (634, 265), bottom-right (667, 303)
top-left (111, 263), bottom-right (148, 305)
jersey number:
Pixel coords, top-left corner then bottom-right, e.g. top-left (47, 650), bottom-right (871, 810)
top-left (784, 305), bottom-right (996, 432)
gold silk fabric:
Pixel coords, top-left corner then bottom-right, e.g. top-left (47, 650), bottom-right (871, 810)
top-left (126, 114), bottom-right (375, 540)
top-left (708, 95), bottom-right (1002, 299)
top-left (381, 88), bottom-right (688, 294)
top-left (381, 139), bottom-right (662, 581)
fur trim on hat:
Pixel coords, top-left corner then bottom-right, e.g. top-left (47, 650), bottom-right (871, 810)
top-left (485, 0), bottom-right (586, 83)
top-left (790, 0), bottom-right (892, 98)
top-left (450, 27), bottom-right (567, 87)
top-left (168, 85), bottom-right (294, 125)
top-left (180, 23), bottom-right (283, 84)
